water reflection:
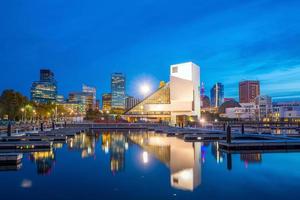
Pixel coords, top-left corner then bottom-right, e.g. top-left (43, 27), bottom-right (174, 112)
top-left (0, 163), bottom-right (22, 171)
top-left (211, 142), bottom-right (225, 164)
top-left (101, 132), bottom-right (128, 173)
top-left (30, 151), bottom-right (55, 175)
top-left (127, 131), bottom-right (201, 191)
top-left (0, 131), bottom-right (268, 192)
top-left (67, 133), bottom-right (98, 158)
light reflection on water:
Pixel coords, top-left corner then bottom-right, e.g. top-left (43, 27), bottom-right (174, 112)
top-left (0, 130), bottom-right (300, 200)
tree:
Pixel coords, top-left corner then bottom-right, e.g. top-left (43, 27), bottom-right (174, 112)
top-left (0, 90), bottom-right (29, 120)
top-left (85, 109), bottom-right (102, 120)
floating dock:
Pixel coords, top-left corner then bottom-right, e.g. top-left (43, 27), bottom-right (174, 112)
top-left (0, 141), bottom-right (51, 153)
top-left (219, 140), bottom-right (300, 153)
top-left (1, 135), bottom-right (66, 142)
top-left (0, 153), bottom-right (23, 164)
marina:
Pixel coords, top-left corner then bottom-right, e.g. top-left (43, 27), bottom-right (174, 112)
top-left (1, 129), bottom-right (300, 200)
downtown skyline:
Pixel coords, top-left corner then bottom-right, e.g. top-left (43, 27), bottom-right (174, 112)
top-left (0, 0), bottom-right (300, 101)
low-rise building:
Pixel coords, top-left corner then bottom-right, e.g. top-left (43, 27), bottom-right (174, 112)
top-left (125, 96), bottom-right (140, 111)
top-left (102, 93), bottom-right (112, 112)
top-left (221, 103), bottom-right (256, 120)
top-left (68, 92), bottom-right (94, 111)
top-left (255, 95), bottom-right (272, 121)
top-left (272, 101), bottom-right (300, 122)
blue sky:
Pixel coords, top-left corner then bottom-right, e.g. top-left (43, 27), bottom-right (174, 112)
top-left (0, 0), bottom-right (299, 101)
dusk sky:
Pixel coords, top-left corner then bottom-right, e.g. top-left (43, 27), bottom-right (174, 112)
top-left (0, 0), bottom-right (300, 101)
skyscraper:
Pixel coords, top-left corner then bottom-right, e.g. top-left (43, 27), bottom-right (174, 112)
top-left (31, 69), bottom-right (57, 103)
top-left (239, 80), bottom-right (260, 103)
top-left (82, 84), bottom-right (96, 109)
top-left (210, 83), bottom-right (224, 107)
top-left (111, 73), bottom-right (126, 110)
top-left (40, 69), bottom-right (54, 82)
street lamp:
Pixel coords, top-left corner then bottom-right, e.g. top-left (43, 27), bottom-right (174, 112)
top-left (20, 108), bottom-right (25, 122)
top-left (32, 109), bottom-right (36, 122)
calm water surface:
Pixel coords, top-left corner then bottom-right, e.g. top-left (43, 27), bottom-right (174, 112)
top-left (1, 130), bottom-right (300, 200)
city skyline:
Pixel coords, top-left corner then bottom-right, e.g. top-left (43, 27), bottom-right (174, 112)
top-left (1, 0), bottom-right (300, 101)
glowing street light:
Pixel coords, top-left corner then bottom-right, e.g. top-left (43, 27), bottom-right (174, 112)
top-left (200, 118), bottom-right (206, 124)
top-left (21, 108), bottom-right (25, 122)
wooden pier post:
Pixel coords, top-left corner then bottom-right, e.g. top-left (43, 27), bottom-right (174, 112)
top-left (227, 125), bottom-right (232, 144)
top-left (7, 121), bottom-right (12, 137)
top-left (64, 120), bottom-right (67, 128)
top-left (227, 153), bottom-right (232, 171)
top-left (52, 121), bottom-right (55, 130)
top-left (241, 123), bottom-right (245, 134)
top-left (40, 122), bottom-right (44, 131)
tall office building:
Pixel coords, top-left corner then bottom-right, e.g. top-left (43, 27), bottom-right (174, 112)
top-left (82, 84), bottom-right (96, 109)
top-left (210, 83), bottom-right (224, 107)
top-left (40, 69), bottom-right (54, 82)
top-left (31, 69), bottom-right (57, 103)
top-left (102, 93), bottom-right (112, 112)
top-left (111, 73), bottom-right (126, 110)
top-left (239, 80), bottom-right (260, 103)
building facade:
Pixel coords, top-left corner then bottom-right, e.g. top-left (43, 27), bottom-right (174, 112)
top-left (111, 73), bottom-right (126, 111)
top-left (56, 95), bottom-right (65, 103)
top-left (82, 84), bottom-right (96, 109)
top-left (68, 92), bottom-right (94, 111)
top-left (125, 96), bottom-right (140, 111)
top-left (102, 93), bottom-right (112, 112)
top-left (221, 103), bottom-right (256, 120)
top-left (124, 62), bottom-right (201, 125)
top-left (239, 80), bottom-right (260, 103)
top-left (255, 95), bottom-right (272, 121)
top-left (272, 101), bottom-right (300, 122)
top-left (210, 83), bottom-right (224, 107)
top-left (31, 69), bottom-right (57, 103)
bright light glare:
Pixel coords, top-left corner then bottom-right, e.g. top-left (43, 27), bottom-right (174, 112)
top-left (179, 169), bottom-right (192, 180)
top-left (140, 84), bottom-right (150, 95)
top-left (142, 151), bottom-right (149, 164)
top-left (200, 118), bottom-right (206, 123)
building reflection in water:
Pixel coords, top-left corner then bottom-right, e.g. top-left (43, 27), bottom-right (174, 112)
top-left (30, 150), bottom-right (55, 175)
top-left (127, 131), bottom-right (201, 191)
top-left (211, 142), bottom-right (225, 164)
top-left (240, 153), bottom-right (262, 168)
top-left (101, 132), bottom-right (127, 173)
top-left (67, 132), bottom-right (98, 158)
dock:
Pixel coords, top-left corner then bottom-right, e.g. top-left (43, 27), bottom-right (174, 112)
top-left (219, 140), bottom-right (300, 153)
top-left (0, 153), bottom-right (23, 164)
top-left (0, 141), bottom-right (52, 153)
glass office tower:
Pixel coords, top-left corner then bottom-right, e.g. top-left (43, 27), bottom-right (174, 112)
top-left (31, 69), bottom-right (57, 103)
top-left (210, 83), bottom-right (224, 107)
top-left (111, 73), bottom-right (126, 110)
